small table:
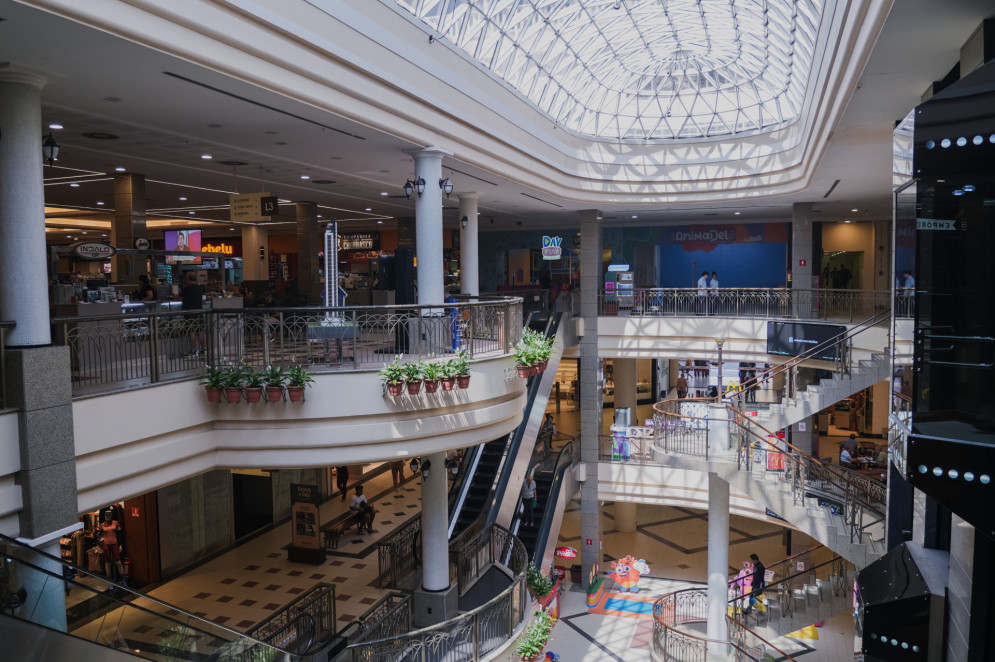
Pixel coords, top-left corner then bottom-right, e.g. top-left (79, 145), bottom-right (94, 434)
top-left (307, 323), bottom-right (355, 366)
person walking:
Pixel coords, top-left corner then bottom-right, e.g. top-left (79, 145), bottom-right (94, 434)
top-left (538, 413), bottom-right (556, 459)
top-left (390, 460), bottom-right (405, 487)
top-left (336, 465), bottom-right (350, 501)
top-left (521, 473), bottom-right (537, 527)
top-left (744, 553), bottom-right (766, 613)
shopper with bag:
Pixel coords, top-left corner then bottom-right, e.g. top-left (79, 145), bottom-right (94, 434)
top-left (744, 553), bottom-right (766, 613)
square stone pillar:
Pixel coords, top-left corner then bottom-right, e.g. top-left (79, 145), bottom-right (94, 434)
top-left (296, 202), bottom-right (321, 304)
top-left (578, 210), bottom-right (602, 588)
top-left (111, 173), bottom-right (147, 283)
top-left (792, 202), bottom-right (814, 318)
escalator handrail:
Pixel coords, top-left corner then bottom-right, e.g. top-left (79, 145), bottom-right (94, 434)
top-left (529, 441), bottom-right (578, 562)
top-left (0, 532), bottom-right (286, 653)
top-left (447, 441), bottom-right (486, 536)
top-left (486, 312), bottom-right (562, 527)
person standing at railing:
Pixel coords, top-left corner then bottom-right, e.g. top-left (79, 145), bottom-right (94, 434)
top-left (709, 271), bottom-right (719, 315)
top-left (180, 271), bottom-right (207, 358)
top-left (697, 271), bottom-right (710, 315)
top-left (898, 269), bottom-right (915, 317)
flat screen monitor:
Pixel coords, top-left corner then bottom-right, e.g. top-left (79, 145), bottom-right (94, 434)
top-left (165, 230), bottom-right (202, 265)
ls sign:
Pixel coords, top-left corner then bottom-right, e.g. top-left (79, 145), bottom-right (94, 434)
top-left (72, 242), bottom-right (117, 260)
top-left (541, 235), bottom-right (562, 260)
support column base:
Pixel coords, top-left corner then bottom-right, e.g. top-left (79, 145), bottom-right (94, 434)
top-left (413, 583), bottom-right (458, 628)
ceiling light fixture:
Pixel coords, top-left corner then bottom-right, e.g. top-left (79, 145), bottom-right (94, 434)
top-left (440, 177), bottom-right (454, 198)
top-left (42, 133), bottom-right (60, 166)
top-left (380, 191), bottom-right (389, 196)
top-left (365, 208), bottom-right (372, 212)
top-left (96, 201), bottom-right (104, 205)
top-left (200, 154), bottom-right (213, 160)
top-left (70, 183), bottom-right (79, 188)
top-left (115, 167), bottom-right (126, 172)
top-left (377, 220), bottom-right (383, 224)
top-left (179, 196), bottom-right (187, 201)
top-left (48, 123), bottom-right (64, 130)
top-left (734, 211), bottom-right (741, 215)
top-left (300, 175), bottom-right (310, 180)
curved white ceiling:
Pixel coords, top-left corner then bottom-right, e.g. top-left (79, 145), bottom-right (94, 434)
top-left (393, 0), bottom-right (825, 141)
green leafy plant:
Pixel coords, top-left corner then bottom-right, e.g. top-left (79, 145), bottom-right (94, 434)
top-left (513, 341), bottom-right (536, 367)
top-left (220, 364), bottom-right (244, 388)
top-left (286, 363), bottom-right (316, 389)
top-left (526, 562), bottom-right (553, 599)
top-left (200, 365), bottom-right (225, 388)
top-left (262, 364), bottom-right (285, 387)
top-left (451, 349), bottom-right (471, 375)
top-left (401, 361), bottom-right (423, 382)
top-left (516, 609), bottom-right (554, 659)
top-left (586, 575), bottom-right (603, 595)
top-left (422, 359), bottom-right (444, 381)
top-left (243, 364), bottom-right (265, 388)
top-left (440, 358), bottom-right (459, 379)
top-left (378, 356), bottom-right (405, 384)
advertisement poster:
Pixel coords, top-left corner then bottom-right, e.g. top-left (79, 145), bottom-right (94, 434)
top-left (291, 483), bottom-right (321, 550)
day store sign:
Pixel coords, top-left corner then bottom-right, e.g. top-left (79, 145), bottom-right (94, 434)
top-left (542, 235), bottom-right (562, 260)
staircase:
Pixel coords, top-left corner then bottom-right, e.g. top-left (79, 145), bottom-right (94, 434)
top-left (747, 347), bottom-right (892, 432)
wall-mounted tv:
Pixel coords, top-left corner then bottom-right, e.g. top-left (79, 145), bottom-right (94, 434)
top-left (165, 230), bottom-right (202, 264)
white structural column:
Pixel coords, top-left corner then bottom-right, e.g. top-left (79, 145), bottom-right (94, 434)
top-left (457, 192), bottom-right (479, 296)
top-left (613, 358), bottom-right (638, 418)
top-left (408, 147), bottom-right (452, 305)
top-left (707, 472), bottom-right (730, 656)
top-left (0, 68), bottom-right (50, 346)
top-left (241, 225), bottom-right (269, 282)
top-left (420, 451), bottom-right (449, 591)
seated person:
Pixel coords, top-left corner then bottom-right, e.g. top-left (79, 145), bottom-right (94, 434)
top-left (349, 485), bottom-right (375, 534)
top-left (840, 447), bottom-right (853, 468)
top-left (876, 447), bottom-right (888, 464)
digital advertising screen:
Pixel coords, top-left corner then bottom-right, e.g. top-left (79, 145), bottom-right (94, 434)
top-left (165, 229), bottom-right (202, 264)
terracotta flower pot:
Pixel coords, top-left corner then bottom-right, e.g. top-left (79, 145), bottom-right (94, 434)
top-left (223, 387), bottom-right (242, 403)
top-left (205, 386), bottom-right (222, 403)
top-left (529, 364), bottom-right (540, 376)
top-left (423, 379), bottom-right (439, 393)
top-left (244, 387), bottom-right (263, 403)
top-left (287, 386), bottom-right (305, 402)
top-left (386, 381), bottom-right (404, 397)
top-left (456, 374), bottom-right (471, 389)
top-left (517, 365), bottom-right (532, 378)
top-left (538, 359), bottom-right (548, 372)
top-left (406, 379), bottom-right (423, 395)
top-left (265, 386), bottom-right (284, 402)
top-left (440, 377), bottom-right (456, 391)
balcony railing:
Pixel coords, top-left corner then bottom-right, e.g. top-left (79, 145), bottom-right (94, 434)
top-left (350, 524), bottom-right (528, 662)
top-left (51, 297), bottom-right (522, 396)
top-left (599, 288), bottom-right (911, 322)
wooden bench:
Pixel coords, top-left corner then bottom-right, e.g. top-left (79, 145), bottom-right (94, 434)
top-left (323, 508), bottom-right (377, 550)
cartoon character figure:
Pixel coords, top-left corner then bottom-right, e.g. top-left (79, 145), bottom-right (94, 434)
top-left (608, 555), bottom-right (650, 593)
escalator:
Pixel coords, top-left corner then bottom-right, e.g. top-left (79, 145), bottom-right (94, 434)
top-left (0, 533), bottom-right (295, 662)
top-left (513, 440), bottom-right (577, 563)
top-left (513, 468), bottom-right (555, 557)
top-left (448, 312), bottom-right (563, 539)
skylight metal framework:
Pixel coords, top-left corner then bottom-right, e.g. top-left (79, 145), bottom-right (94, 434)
top-left (392, 0), bottom-right (825, 141)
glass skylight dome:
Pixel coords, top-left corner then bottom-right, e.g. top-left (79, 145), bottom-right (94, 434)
top-left (393, 0), bottom-right (825, 141)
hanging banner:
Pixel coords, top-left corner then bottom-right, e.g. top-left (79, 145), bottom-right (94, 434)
top-left (290, 483), bottom-right (321, 550)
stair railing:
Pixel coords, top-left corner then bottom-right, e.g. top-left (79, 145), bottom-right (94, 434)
top-left (729, 309), bottom-right (890, 407)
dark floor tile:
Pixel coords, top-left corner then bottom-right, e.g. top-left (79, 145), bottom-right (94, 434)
top-left (239, 599), bottom-right (257, 607)
top-left (263, 602), bottom-right (281, 610)
top-left (216, 596), bottom-right (233, 603)
top-left (242, 581), bottom-right (259, 588)
top-left (287, 570), bottom-right (303, 577)
top-left (264, 584), bottom-right (281, 591)
top-left (219, 577), bottom-right (237, 585)
top-left (244, 565), bottom-right (260, 571)
top-left (236, 619), bottom-right (256, 629)
top-left (193, 592), bottom-right (211, 600)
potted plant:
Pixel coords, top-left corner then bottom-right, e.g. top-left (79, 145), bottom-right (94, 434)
top-left (378, 356), bottom-right (406, 397)
top-left (516, 609), bottom-right (554, 662)
top-left (243, 364), bottom-right (265, 403)
top-left (513, 341), bottom-right (535, 379)
top-left (221, 364), bottom-right (244, 403)
top-left (439, 358), bottom-right (458, 391)
top-left (452, 349), bottom-right (472, 389)
top-left (402, 361), bottom-right (423, 395)
top-left (201, 365), bottom-right (225, 403)
top-left (263, 364), bottom-right (285, 402)
top-left (422, 359), bottom-right (443, 393)
top-left (286, 363), bottom-right (315, 402)
top-left (585, 567), bottom-right (605, 607)
top-left (526, 562), bottom-right (553, 601)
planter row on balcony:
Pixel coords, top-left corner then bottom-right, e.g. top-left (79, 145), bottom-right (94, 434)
top-left (513, 329), bottom-right (556, 379)
top-left (205, 385), bottom-right (307, 403)
top-left (201, 363), bottom-right (315, 403)
top-left (379, 351), bottom-right (473, 397)
top-left (384, 375), bottom-right (471, 397)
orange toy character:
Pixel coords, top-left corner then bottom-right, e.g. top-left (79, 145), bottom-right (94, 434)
top-left (608, 555), bottom-right (650, 593)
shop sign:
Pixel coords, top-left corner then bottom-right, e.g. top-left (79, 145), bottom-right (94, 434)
top-left (541, 235), bottom-right (562, 260)
top-left (72, 242), bottom-right (116, 260)
top-left (204, 242), bottom-right (235, 255)
top-left (608, 264), bottom-right (630, 272)
top-left (290, 483), bottom-right (321, 550)
top-left (229, 192), bottom-right (277, 222)
top-left (915, 218), bottom-right (957, 231)
top-left (339, 232), bottom-right (379, 251)
top-left (134, 237), bottom-right (150, 250)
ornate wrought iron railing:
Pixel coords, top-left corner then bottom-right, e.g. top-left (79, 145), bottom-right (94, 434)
top-left (600, 287), bottom-right (901, 323)
top-left (349, 524), bottom-right (528, 662)
top-left (376, 513), bottom-right (422, 589)
top-left (246, 582), bottom-right (336, 656)
top-left (51, 297), bottom-right (523, 396)
top-left (346, 593), bottom-right (413, 662)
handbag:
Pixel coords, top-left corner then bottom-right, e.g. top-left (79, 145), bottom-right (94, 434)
top-left (532, 499), bottom-right (538, 510)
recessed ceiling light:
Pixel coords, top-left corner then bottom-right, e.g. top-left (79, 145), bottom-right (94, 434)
top-left (70, 183), bottom-right (79, 187)
top-left (734, 211), bottom-right (741, 215)
top-left (101, 233), bottom-right (107, 237)
top-left (844, 219), bottom-right (852, 223)
top-left (300, 175), bottom-right (310, 180)
top-left (200, 154), bottom-right (212, 160)
top-left (851, 208), bottom-right (858, 212)
top-left (115, 167), bottom-right (126, 172)
top-left (81, 231), bottom-right (87, 235)
top-left (229, 227), bottom-right (235, 231)
top-left (179, 196), bottom-right (187, 201)
top-left (96, 201), bottom-right (105, 205)
top-left (377, 220), bottom-right (383, 224)
top-left (48, 123), bottom-right (64, 130)
top-left (380, 192), bottom-right (388, 196)
top-left (189, 211), bottom-right (196, 215)
top-left (365, 208), bottom-right (372, 212)
top-left (631, 215), bottom-right (638, 219)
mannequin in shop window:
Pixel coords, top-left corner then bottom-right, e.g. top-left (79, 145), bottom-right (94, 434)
top-left (99, 510), bottom-right (127, 586)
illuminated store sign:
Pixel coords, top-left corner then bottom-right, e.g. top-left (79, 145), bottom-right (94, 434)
top-left (204, 242), bottom-right (235, 255)
top-left (542, 235), bottom-right (562, 260)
